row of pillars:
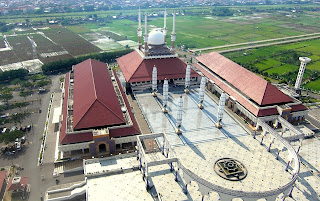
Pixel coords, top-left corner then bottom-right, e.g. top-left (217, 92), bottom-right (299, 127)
top-left (151, 65), bottom-right (227, 132)
top-left (252, 123), bottom-right (301, 200)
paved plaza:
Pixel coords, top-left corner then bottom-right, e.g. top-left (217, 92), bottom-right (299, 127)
top-left (135, 86), bottom-right (248, 147)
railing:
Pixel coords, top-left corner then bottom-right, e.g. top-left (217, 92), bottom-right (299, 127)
top-left (38, 92), bottom-right (54, 166)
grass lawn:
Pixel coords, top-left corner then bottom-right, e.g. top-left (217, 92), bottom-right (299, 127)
top-left (265, 63), bottom-right (297, 75)
top-left (255, 59), bottom-right (281, 71)
top-left (304, 78), bottom-right (320, 91)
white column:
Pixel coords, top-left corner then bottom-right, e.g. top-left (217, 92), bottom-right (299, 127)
top-left (176, 95), bottom-right (183, 134)
top-left (162, 79), bottom-right (169, 113)
top-left (184, 64), bottom-right (191, 93)
top-left (216, 92), bottom-right (226, 128)
top-left (152, 66), bottom-right (157, 96)
top-left (198, 77), bottom-right (206, 109)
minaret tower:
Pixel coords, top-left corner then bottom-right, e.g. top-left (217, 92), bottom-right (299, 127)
top-left (163, 8), bottom-right (167, 44)
top-left (144, 14), bottom-right (149, 56)
top-left (137, 8), bottom-right (142, 50)
top-left (171, 11), bottom-right (176, 54)
top-left (294, 57), bottom-right (311, 93)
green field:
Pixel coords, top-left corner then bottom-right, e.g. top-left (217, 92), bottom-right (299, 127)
top-left (74, 10), bottom-right (320, 50)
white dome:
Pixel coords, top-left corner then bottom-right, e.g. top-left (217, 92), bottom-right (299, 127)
top-left (148, 30), bottom-right (164, 45)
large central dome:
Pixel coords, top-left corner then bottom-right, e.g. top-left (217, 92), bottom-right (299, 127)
top-left (148, 30), bottom-right (164, 45)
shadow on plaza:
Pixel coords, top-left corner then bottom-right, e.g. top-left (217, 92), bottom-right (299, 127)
top-left (299, 156), bottom-right (320, 174)
top-left (149, 166), bottom-right (195, 201)
top-left (220, 128), bottom-right (250, 151)
top-left (295, 170), bottom-right (319, 200)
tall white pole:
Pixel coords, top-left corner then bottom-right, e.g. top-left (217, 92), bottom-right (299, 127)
top-left (198, 77), bottom-right (206, 109)
top-left (162, 79), bottom-right (169, 113)
top-left (137, 8), bottom-right (142, 50)
top-left (163, 8), bottom-right (167, 44)
top-left (176, 95), bottom-right (183, 134)
top-left (294, 57), bottom-right (311, 90)
top-left (144, 14), bottom-right (149, 56)
top-left (152, 66), bottom-right (157, 96)
top-left (171, 11), bottom-right (176, 54)
top-left (184, 63), bottom-right (191, 93)
top-left (216, 92), bottom-right (226, 129)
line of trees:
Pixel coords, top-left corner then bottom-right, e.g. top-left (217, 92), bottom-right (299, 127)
top-left (42, 49), bottom-right (133, 74)
top-left (0, 69), bottom-right (29, 82)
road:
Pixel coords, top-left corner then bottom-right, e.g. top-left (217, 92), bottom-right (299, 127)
top-left (191, 32), bottom-right (320, 53)
top-left (0, 75), bottom-right (65, 201)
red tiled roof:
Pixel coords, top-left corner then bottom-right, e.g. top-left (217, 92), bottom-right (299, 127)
top-left (7, 177), bottom-right (28, 191)
top-left (290, 104), bottom-right (307, 112)
top-left (196, 52), bottom-right (293, 106)
top-left (109, 70), bottom-right (140, 137)
top-left (61, 131), bottom-right (93, 145)
top-left (59, 73), bottom-right (70, 143)
top-left (0, 171), bottom-right (6, 192)
top-left (195, 63), bottom-right (279, 117)
top-left (117, 51), bottom-right (199, 83)
top-left (73, 59), bottom-right (125, 130)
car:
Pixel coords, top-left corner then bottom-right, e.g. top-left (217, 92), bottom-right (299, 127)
top-left (26, 125), bottom-right (31, 131)
top-left (21, 136), bottom-right (26, 144)
top-left (10, 126), bottom-right (17, 132)
top-left (15, 142), bottom-right (21, 151)
top-left (1, 128), bottom-right (7, 133)
top-left (15, 138), bottom-right (19, 143)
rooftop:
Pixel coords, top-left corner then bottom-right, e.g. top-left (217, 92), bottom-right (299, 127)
top-left (196, 52), bottom-right (293, 106)
top-left (72, 59), bottom-right (125, 130)
top-left (117, 50), bottom-right (199, 83)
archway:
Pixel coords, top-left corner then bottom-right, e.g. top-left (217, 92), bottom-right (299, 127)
top-left (99, 144), bottom-right (107, 153)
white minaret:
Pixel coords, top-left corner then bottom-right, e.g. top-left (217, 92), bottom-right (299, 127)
top-left (137, 8), bottom-right (142, 50)
top-left (216, 92), bottom-right (226, 129)
top-left (176, 95), bottom-right (183, 134)
top-left (163, 8), bottom-right (168, 44)
top-left (144, 14), bottom-right (149, 56)
top-left (294, 57), bottom-right (311, 91)
top-left (184, 63), bottom-right (191, 93)
top-left (152, 66), bottom-right (157, 96)
top-left (162, 78), bottom-right (169, 113)
top-left (198, 77), bottom-right (206, 109)
top-left (171, 11), bottom-right (176, 54)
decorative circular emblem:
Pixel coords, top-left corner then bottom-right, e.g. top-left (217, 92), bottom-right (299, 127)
top-left (214, 158), bottom-right (247, 181)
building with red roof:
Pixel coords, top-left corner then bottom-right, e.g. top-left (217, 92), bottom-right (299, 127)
top-left (58, 59), bottom-right (141, 158)
top-left (0, 171), bottom-right (7, 201)
top-left (117, 10), bottom-right (199, 91)
top-left (6, 177), bottom-right (29, 194)
top-left (196, 51), bottom-right (308, 126)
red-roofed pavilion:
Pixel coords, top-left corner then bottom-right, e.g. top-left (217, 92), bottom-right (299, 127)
top-left (58, 59), bottom-right (140, 158)
top-left (196, 52), bottom-right (308, 126)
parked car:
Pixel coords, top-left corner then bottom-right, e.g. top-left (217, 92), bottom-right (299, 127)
top-left (21, 136), bottom-right (26, 144)
top-left (15, 142), bottom-right (21, 151)
top-left (10, 126), bottom-right (17, 132)
top-left (1, 128), bottom-right (6, 133)
top-left (26, 125), bottom-right (31, 131)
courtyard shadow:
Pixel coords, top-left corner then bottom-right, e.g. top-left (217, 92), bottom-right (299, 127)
top-left (220, 128), bottom-right (250, 151)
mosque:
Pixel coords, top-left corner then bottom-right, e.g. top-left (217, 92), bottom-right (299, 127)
top-left (48, 9), bottom-right (317, 201)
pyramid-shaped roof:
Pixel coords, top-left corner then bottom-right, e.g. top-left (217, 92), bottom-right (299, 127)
top-left (117, 50), bottom-right (199, 83)
top-left (197, 52), bottom-right (293, 106)
top-left (73, 59), bottom-right (125, 130)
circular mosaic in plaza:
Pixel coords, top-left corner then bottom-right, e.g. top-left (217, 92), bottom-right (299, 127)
top-left (214, 158), bottom-right (248, 181)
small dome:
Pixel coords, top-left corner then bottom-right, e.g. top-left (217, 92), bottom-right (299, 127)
top-left (148, 30), bottom-right (164, 45)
